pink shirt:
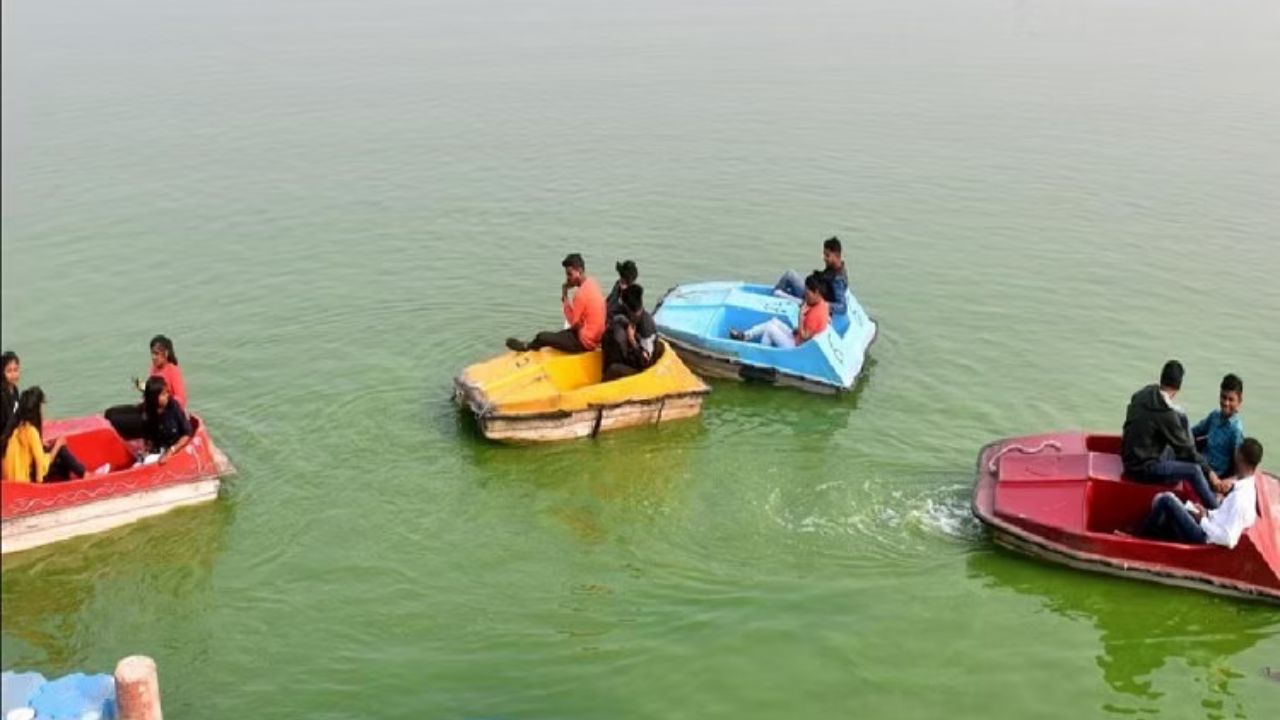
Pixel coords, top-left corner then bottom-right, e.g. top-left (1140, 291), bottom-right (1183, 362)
top-left (151, 363), bottom-right (188, 408)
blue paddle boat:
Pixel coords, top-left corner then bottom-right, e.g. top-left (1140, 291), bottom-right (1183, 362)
top-left (653, 282), bottom-right (878, 393)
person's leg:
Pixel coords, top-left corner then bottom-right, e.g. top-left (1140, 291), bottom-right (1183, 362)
top-left (759, 319), bottom-right (797, 349)
top-left (603, 363), bottom-right (640, 382)
top-left (773, 270), bottom-right (805, 300)
top-left (601, 320), bottom-right (629, 368)
top-left (1139, 492), bottom-right (1176, 539)
top-left (44, 446), bottom-right (85, 482)
top-left (530, 329), bottom-right (587, 353)
top-left (104, 404), bottom-right (145, 440)
top-left (1141, 460), bottom-right (1219, 509)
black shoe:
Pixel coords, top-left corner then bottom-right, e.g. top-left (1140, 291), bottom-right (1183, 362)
top-left (506, 338), bottom-right (529, 352)
top-left (728, 329), bottom-right (745, 341)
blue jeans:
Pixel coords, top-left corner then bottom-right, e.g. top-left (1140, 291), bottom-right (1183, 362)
top-left (1134, 459), bottom-right (1219, 509)
top-left (744, 318), bottom-right (796, 348)
top-left (774, 269), bottom-right (805, 300)
top-left (1139, 492), bottom-right (1207, 543)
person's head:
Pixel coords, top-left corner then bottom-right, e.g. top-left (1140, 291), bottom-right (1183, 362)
top-left (621, 284), bottom-right (645, 317)
top-left (615, 260), bottom-right (638, 289)
top-left (1218, 373), bottom-right (1243, 418)
top-left (143, 375), bottom-right (171, 414)
top-left (803, 273), bottom-right (824, 306)
top-left (822, 236), bottom-right (843, 269)
top-left (1236, 437), bottom-right (1263, 475)
top-left (562, 253), bottom-right (586, 287)
top-left (14, 387), bottom-right (46, 431)
top-left (150, 335), bottom-right (178, 369)
top-left (1159, 360), bottom-right (1184, 395)
top-left (1, 351), bottom-right (19, 391)
top-left (1, 386), bottom-right (45, 446)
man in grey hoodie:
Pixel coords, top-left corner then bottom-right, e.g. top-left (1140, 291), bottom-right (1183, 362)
top-left (1121, 360), bottom-right (1225, 508)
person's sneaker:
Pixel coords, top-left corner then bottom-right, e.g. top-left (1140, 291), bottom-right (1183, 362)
top-left (505, 338), bottom-right (529, 352)
top-left (728, 329), bottom-right (746, 341)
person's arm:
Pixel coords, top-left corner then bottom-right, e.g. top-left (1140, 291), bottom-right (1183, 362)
top-left (159, 407), bottom-right (193, 464)
top-left (563, 290), bottom-right (583, 329)
top-left (1190, 414), bottom-right (1210, 440)
top-left (1199, 484), bottom-right (1255, 548)
top-left (827, 274), bottom-right (848, 316)
top-left (25, 426), bottom-right (54, 482)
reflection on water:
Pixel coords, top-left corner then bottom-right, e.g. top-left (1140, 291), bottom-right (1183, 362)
top-left (967, 551), bottom-right (1279, 717)
top-left (1, 499), bottom-right (233, 672)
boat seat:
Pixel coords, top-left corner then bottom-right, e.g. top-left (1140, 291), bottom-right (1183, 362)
top-left (998, 452), bottom-right (1123, 483)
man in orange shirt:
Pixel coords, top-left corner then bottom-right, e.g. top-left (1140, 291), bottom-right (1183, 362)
top-left (506, 253), bottom-right (606, 353)
top-left (730, 273), bottom-right (830, 348)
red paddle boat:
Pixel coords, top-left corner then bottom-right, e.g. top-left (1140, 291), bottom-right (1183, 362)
top-left (2, 415), bottom-right (234, 555)
top-left (973, 432), bottom-right (1280, 603)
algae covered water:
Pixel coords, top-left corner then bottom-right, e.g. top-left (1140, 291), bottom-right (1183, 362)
top-left (3, 0), bottom-right (1279, 717)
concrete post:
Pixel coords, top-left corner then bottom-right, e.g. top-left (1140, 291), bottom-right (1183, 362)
top-left (114, 655), bottom-right (162, 720)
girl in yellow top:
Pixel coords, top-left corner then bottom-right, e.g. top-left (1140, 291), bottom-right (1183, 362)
top-left (2, 387), bottom-right (85, 483)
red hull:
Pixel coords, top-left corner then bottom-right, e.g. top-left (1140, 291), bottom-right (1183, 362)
top-left (973, 432), bottom-right (1280, 603)
top-left (2, 415), bottom-right (233, 522)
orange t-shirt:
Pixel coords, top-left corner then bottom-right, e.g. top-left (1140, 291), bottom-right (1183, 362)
top-left (797, 298), bottom-right (830, 343)
top-left (151, 363), bottom-right (188, 408)
top-left (563, 277), bottom-right (607, 350)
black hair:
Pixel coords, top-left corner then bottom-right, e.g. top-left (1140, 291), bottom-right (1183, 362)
top-left (1239, 437), bottom-right (1263, 470)
top-left (1, 351), bottom-right (18, 391)
top-left (621, 284), bottom-right (645, 314)
top-left (1159, 360), bottom-right (1184, 390)
top-left (150, 335), bottom-right (178, 365)
top-left (615, 260), bottom-right (638, 284)
top-left (2, 386), bottom-right (46, 448)
top-left (1220, 373), bottom-right (1243, 396)
top-left (804, 272), bottom-right (824, 293)
top-left (561, 253), bottom-right (585, 271)
top-left (823, 236), bottom-right (842, 255)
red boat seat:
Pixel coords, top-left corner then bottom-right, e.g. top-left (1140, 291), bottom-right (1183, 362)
top-left (999, 452), bottom-right (1123, 483)
top-left (62, 427), bottom-right (136, 474)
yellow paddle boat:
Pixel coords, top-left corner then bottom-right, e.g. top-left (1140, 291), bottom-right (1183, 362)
top-left (454, 341), bottom-right (710, 442)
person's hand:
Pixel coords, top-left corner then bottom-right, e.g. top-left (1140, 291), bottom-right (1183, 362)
top-left (157, 450), bottom-right (170, 465)
top-left (626, 324), bottom-right (637, 345)
top-left (1188, 504), bottom-right (1205, 522)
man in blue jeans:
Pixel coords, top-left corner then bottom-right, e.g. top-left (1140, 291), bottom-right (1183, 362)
top-left (1140, 439), bottom-right (1262, 547)
top-left (1121, 360), bottom-right (1227, 509)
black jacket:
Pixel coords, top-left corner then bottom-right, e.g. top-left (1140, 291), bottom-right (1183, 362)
top-left (1121, 384), bottom-right (1211, 476)
top-left (0, 385), bottom-right (17, 457)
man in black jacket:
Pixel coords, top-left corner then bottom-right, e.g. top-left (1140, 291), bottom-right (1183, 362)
top-left (1121, 360), bottom-right (1225, 508)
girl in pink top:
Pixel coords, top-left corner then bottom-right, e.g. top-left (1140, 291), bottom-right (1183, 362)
top-left (145, 335), bottom-right (187, 407)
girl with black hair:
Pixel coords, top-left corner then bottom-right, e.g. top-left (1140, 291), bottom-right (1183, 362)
top-left (1, 351), bottom-right (20, 444)
top-left (141, 376), bottom-right (192, 464)
top-left (106, 334), bottom-right (189, 438)
top-left (1, 387), bottom-right (85, 483)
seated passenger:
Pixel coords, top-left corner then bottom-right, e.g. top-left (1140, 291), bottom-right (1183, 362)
top-left (1, 351), bottom-right (21, 448)
top-left (606, 260), bottom-right (639, 316)
top-left (141, 377), bottom-right (192, 464)
top-left (105, 334), bottom-right (189, 439)
top-left (506, 254), bottom-right (606, 354)
top-left (731, 272), bottom-right (830, 349)
top-left (1139, 438), bottom-right (1263, 548)
top-left (602, 284), bottom-right (658, 382)
top-left (1191, 373), bottom-right (1245, 478)
top-left (1121, 360), bottom-right (1225, 508)
top-left (1, 387), bottom-right (85, 483)
top-left (773, 236), bottom-right (849, 315)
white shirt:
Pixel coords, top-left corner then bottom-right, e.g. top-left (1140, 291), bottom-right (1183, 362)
top-left (1199, 473), bottom-right (1258, 548)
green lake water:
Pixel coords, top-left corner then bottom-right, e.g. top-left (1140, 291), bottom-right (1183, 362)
top-left (3, 0), bottom-right (1279, 717)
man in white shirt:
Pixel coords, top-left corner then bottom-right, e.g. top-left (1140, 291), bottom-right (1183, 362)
top-left (1140, 438), bottom-right (1263, 548)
